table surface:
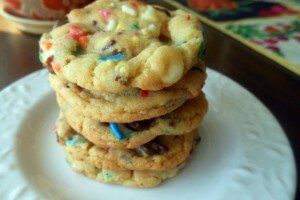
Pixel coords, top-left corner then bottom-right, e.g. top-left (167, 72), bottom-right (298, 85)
top-left (0, 1), bottom-right (299, 198)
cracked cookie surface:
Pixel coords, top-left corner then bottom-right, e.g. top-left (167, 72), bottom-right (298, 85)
top-left (39, 0), bottom-right (204, 92)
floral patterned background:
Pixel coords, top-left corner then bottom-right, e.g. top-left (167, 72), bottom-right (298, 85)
top-left (171, 0), bottom-right (300, 75)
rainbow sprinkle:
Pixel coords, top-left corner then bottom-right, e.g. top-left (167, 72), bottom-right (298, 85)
top-left (122, 5), bottom-right (137, 16)
top-left (131, 24), bottom-right (140, 30)
top-left (100, 53), bottom-right (125, 62)
top-left (66, 135), bottom-right (87, 146)
top-left (140, 90), bottom-right (149, 97)
top-left (198, 43), bottom-right (206, 59)
top-left (100, 9), bottom-right (110, 22)
top-left (38, 53), bottom-right (43, 62)
top-left (109, 123), bottom-right (125, 140)
top-left (107, 19), bottom-right (116, 31)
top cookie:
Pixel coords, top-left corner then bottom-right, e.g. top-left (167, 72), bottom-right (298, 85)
top-left (39, 0), bottom-right (204, 92)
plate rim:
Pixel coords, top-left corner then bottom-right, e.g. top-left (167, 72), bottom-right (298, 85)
top-left (0, 68), bottom-right (296, 200)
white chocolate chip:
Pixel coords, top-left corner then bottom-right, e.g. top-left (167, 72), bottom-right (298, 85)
top-left (162, 62), bottom-right (184, 84)
top-left (148, 46), bottom-right (184, 84)
top-left (109, 2), bottom-right (115, 7)
top-left (141, 5), bottom-right (156, 21)
top-left (107, 19), bottom-right (116, 31)
top-left (121, 5), bottom-right (137, 16)
top-left (148, 24), bottom-right (156, 31)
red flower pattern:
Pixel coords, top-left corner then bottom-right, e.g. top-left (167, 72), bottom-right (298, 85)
top-left (188, 0), bottom-right (236, 11)
top-left (258, 5), bottom-right (297, 17)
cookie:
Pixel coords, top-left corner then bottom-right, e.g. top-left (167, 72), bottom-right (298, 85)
top-left (55, 115), bottom-right (198, 171)
top-left (39, 0), bottom-right (204, 92)
top-left (50, 68), bottom-right (206, 123)
top-left (60, 93), bottom-right (207, 149)
top-left (65, 150), bottom-right (187, 188)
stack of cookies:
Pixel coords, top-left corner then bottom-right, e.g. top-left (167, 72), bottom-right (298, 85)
top-left (39, 0), bottom-right (208, 188)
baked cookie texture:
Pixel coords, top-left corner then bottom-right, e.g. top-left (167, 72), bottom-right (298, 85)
top-left (39, 0), bottom-right (204, 92)
top-left (65, 150), bottom-right (187, 188)
top-left (59, 93), bottom-right (207, 149)
top-left (50, 67), bottom-right (206, 122)
top-left (56, 114), bottom-right (197, 171)
top-left (40, 0), bottom-right (208, 188)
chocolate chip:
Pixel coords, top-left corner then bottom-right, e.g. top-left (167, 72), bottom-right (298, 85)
top-left (102, 40), bottom-right (116, 51)
top-left (153, 6), bottom-right (171, 17)
top-left (55, 134), bottom-right (60, 143)
top-left (44, 55), bottom-right (55, 74)
top-left (114, 75), bottom-right (128, 86)
top-left (92, 20), bottom-right (97, 26)
top-left (158, 32), bottom-right (170, 42)
top-left (125, 119), bottom-right (153, 131)
top-left (191, 66), bottom-right (202, 72)
top-left (134, 139), bottom-right (169, 157)
top-left (149, 139), bottom-right (169, 154)
top-left (101, 122), bottom-right (109, 127)
top-left (168, 121), bottom-right (175, 127)
top-left (53, 130), bottom-right (60, 143)
top-left (115, 75), bottom-right (122, 82)
top-left (64, 83), bottom-right (70, 88)
top-left (194, 134), bottom-right (201, 146)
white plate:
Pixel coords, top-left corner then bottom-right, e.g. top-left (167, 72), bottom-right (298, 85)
top-left (0, 69), bottom-right (296, 200)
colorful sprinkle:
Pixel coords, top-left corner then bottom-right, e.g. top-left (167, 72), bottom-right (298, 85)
top-left (107, 19), bottom-right (116, 31)
top-left (198, 43), bottom-right (206, 59)
top-left (44, 41), bottom-right (52, 50)
top-left (52, 63), bottom-right (62, 73)
top-left (32, 11), bottom-right (42, 20)
top-left (78, 35), bottom-right (89, 47)
top-left (130, 24), bottom-right (140, 30)
top-left (130, 2), bottom-right (139, 8)
top-left (102, 170), bottom-right (115, 181)
top-left (100, 9), bottom-right (110, 22)
top-left (61, 103), bottom-right (71, 112)
top-left (66, 134), bottom-right (87, 146)
top-left (126, 131), bottom-right (137, 138)
top-left (109, 123), bottom-right (125, 140)
top-left (122, 5), bottom-right (137, 16)
top-left (140, 90), bottom-right (149, 97)
top-left (38, 53), bottom-right (43, 62)
top-left (69, 24), bottom-right (84, 40)
top-left (174, 41), bottom-right (187, 47)
top-left (100, 53), bottom-right (125, 62)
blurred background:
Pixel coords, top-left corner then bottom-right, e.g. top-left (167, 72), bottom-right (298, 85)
top-left (0, 0), bottom-right (299, 198)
